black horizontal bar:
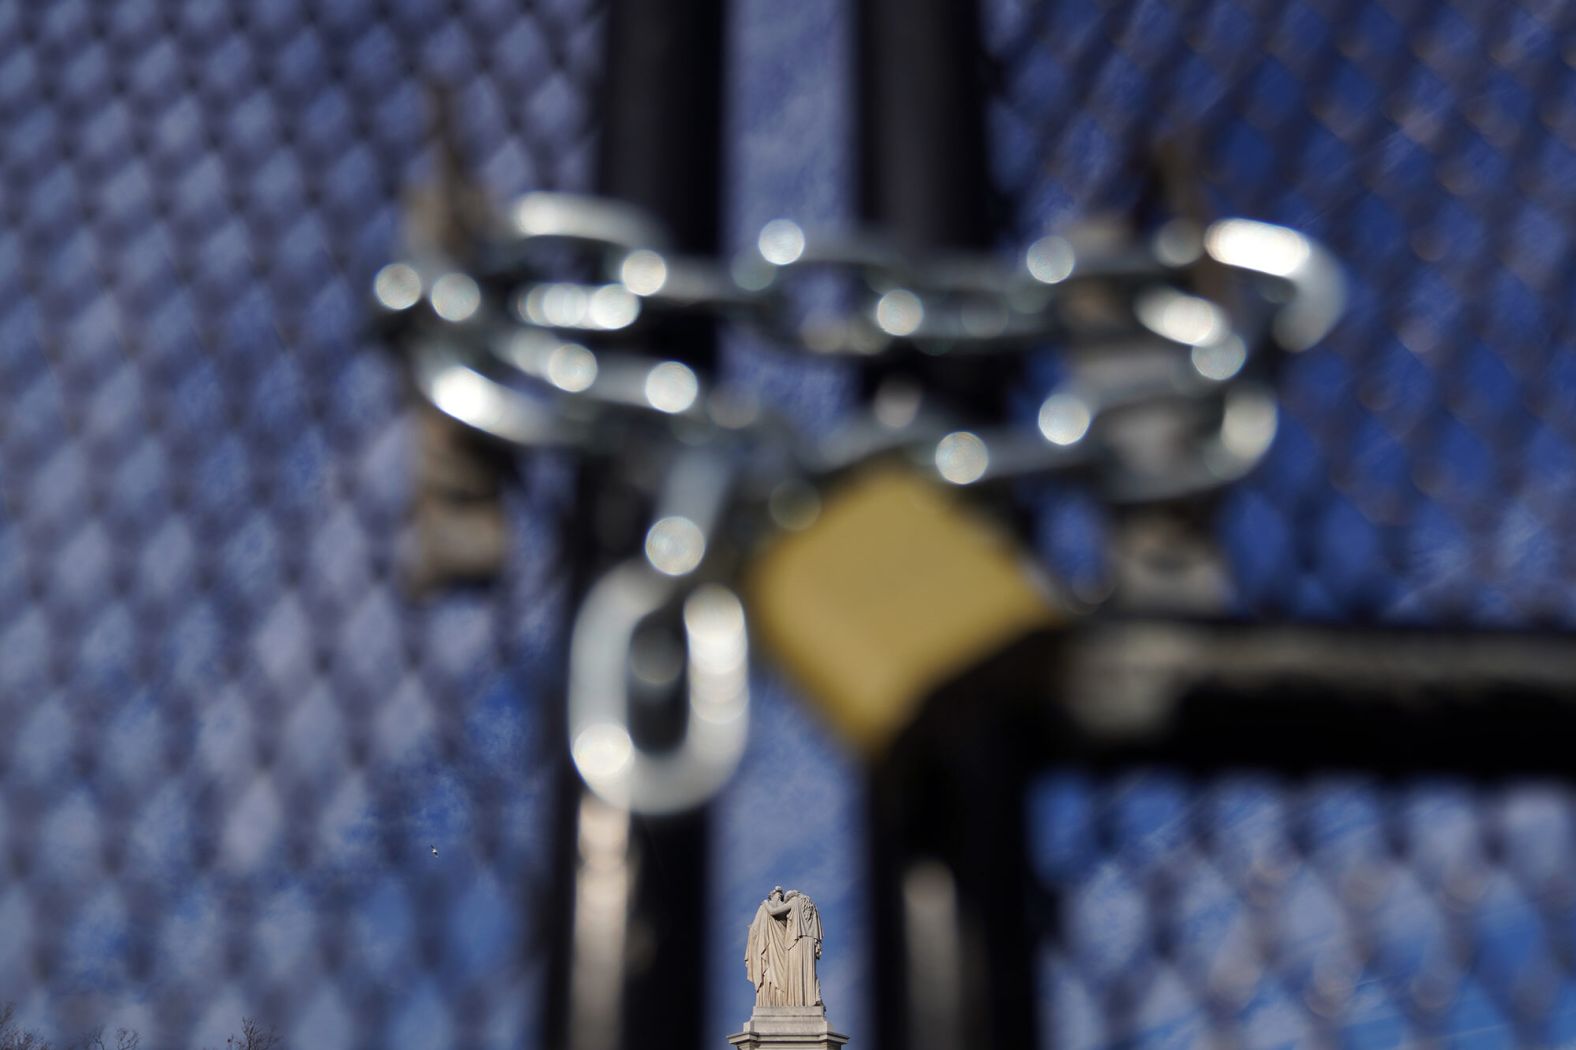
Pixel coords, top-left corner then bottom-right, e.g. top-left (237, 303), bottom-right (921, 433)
top-left (930, 620), bottom-right (1576, 779)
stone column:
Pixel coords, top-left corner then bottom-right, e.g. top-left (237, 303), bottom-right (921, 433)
top-left (728, 1006), bottom-right (849, 1050)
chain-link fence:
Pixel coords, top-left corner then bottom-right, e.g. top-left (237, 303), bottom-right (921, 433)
top-left (983, 0), bottom-right (1576, 1044)
top-left (0, 0), bottom-right (599, 1044)
top-left (988, 0), bottom-right (1576, 622)
top-left (2, 0), bottom-right (1574, 1046)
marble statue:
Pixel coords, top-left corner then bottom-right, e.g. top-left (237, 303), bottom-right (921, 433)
top-left (734, 885), bottom-right (845, 1050)
top-left (744, 886), bottom-right (823, 1008)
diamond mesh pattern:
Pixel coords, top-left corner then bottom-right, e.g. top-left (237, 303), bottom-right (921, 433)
top-left (1031, 771), bottom-right (1576, 1047)
top-left (0, 0), bottom-right (600, 1045)
top-left (987, 0), bottom-right (1576, 623)
top-left (4, 0), bottom-right (1575, 1045)
top-left (982, 0), bottom-right (1576, 1043)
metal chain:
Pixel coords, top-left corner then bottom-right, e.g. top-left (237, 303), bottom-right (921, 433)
top-left (374, 192), bottom-right (1343, 501)
top-left (374, 191), bottom-right (1345, 813)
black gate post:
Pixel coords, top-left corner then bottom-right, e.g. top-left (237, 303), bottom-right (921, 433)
top-left (855, 3), bottom-right (1040, 1049)
top-left (541, 4), bottom-right (728, 1049)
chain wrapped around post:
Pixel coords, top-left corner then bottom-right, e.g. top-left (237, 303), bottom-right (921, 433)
top-left (374, 189), bottom-right (1345, 815)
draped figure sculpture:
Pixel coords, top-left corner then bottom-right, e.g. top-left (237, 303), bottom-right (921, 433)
top-left (744, 886), bottom-right (823, 1007)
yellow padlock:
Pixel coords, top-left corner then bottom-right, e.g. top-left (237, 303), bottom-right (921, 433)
top-left (745, 466), bottom-right (1061, 753)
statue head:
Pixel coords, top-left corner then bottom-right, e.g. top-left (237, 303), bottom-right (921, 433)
top-left (770, 885), bottom-right (784, 900)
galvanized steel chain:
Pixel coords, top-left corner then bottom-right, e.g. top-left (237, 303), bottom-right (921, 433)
top-left (374, 191), bottom-right (1344, 501)
top-left (374, 190), bottom-right (1345, 814)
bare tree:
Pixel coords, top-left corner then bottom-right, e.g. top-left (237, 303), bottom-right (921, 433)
top-left (0, 1003), bottom-right (50, 1050)
top-left (0, 1004), bottom-right (273, 1050)
top-left (220, 1018), bottom-right (280, 1050)
top-left (1, 1006), bottom-right (144, 1050)
top-left (80, 1027), bottom-right (139, 1050)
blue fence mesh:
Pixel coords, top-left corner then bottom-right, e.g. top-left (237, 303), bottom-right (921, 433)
top-left (2, 0), bottom-right (1573, 1046)
top-left (0, 0), bottom-right (599, 1045)
top-left (986, 0), bottom-right (1576, 623)
top-left (1031, 770), bottom-right (1576, 1047)
top-left (982, 0), bottom-right (1576, 1044)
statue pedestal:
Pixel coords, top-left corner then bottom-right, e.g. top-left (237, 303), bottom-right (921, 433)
top-left (729, 1007), bottom-right (848, 1050)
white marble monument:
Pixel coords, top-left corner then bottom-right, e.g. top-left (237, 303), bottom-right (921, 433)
top-left (732, 887), bottom-right (847, 1050)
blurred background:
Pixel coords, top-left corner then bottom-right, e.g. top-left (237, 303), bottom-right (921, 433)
top-left (1, 0), bottom-right (1574, 1047)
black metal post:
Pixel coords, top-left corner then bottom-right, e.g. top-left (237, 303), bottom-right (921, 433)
top-left (854, 3), bottom-right (1040, 1049)
top-left (542, 4), bottom-right (727, 1050)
